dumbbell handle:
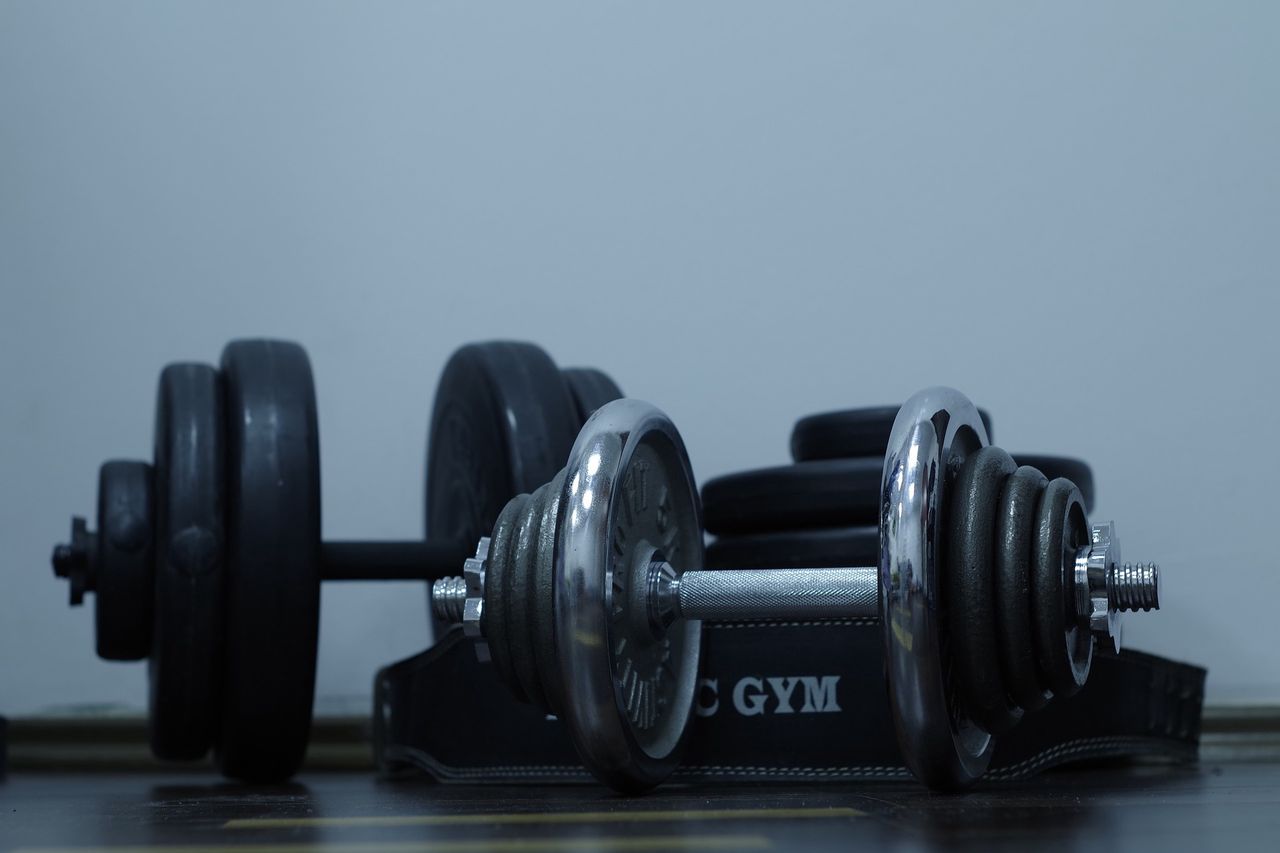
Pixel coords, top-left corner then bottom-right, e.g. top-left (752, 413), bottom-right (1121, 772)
top-left (433, 529), bottom-right (1160, 637)
top-left (649, 545), bottom-right (1159, 630)
top-left (661, 566), bottom-right (880, 622)
top-left (319, 540), bottom-right (470, 581)
top-left (53, 525), bottom-right (471, 595)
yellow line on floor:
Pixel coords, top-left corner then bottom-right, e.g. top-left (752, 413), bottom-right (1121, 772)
top-left (14, 835), bottom-right (769, 853)
top-left (224, 805), bottom-right (863, 829)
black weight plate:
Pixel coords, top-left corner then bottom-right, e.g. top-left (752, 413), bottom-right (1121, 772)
top-left (485, 492), bottom-right (531, 704)
top-left (529, 470), bottom-right (567, 717)
top-left (561, 367), bottom-right (624, 426)
top-left (1031, 478), bottom-right (1092, 700)
top-left (94, 460), bottom-right (155, 661)
top-left (993, 466), bottom-right (1050, 712)
top-left (150, 363), bottom-right (225, 761)
top-left (791, 406), bottom-right (994, 462)
top-left (701, 459), bottom-right (882, 536)
top-left (508, 476), bottom-right (561, 712)
top-left (705, 526), bottom-right (879, 570)
top-left (1012, 454), bottom-right (1095, 513)
top-left (426, 342), bottom-right (580, 556)
top-left (946, 446), bottom-right (1022, 735)
top-left (216, 340), bottom-right (321, 781)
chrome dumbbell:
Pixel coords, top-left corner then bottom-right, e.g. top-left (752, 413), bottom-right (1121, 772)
top-left (432, 388), bottom-right (1161, 791)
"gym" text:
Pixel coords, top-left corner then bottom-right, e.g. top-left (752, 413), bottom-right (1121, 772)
top-left (695, 676), bottom-right (842, 717)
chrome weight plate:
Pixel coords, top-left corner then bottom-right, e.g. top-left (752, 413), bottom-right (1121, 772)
top-left (552, 399), bottom-right (703, 793)
top-left (880, 386), bottom-right (993, 790)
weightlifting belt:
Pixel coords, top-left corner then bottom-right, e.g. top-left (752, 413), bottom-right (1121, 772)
top-left (373, 622), bottom-right (1205, 783)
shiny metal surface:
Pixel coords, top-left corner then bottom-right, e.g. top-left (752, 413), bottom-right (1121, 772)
top-left (880, 386), bottom-right (991, 789)
top-left (1110, 561), bottom-right (1161, 611)
top-left (421, 385), bottom-right (1169, 794)
top-left (1078, 522), bottom-right (1119, 650)
top-left (663, 566), bottom-right (879, 622)
top-left (428, 536), bottom-right (492, 662)
top-left (461, 537), bottom-right (489, 640)
top-left (427, 538), bottom-right (488, 629)
top-left (553, 399), bottom-right (703, 792)
top-left (430, 576), bottom-right (465, 622)
top-left (1075, 522), bottom-right (1161, 653)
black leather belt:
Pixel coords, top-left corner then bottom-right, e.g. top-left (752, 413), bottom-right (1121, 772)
top-left (373, 622), bottom-right (1204, 783)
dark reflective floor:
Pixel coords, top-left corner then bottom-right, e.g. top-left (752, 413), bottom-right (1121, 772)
top-left (1, 759), bottom-right (1277, 852)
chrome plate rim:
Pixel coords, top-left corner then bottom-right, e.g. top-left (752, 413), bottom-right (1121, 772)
top-left (553, 398), bottom-right (703, 791)
top-left (880, 386), bottom-right (992, 788)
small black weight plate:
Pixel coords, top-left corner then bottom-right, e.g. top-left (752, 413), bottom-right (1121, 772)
top-left (426, 342), bottom-right (580, 555)
top-left (946, 446), bottom-right (1022, 735)
top-left (150, 363), bottom-right (225, 761)
top-left (478, 470), bottom-right (569, 716)
top-left (93, 460), bottom-right (155, 661)
top-left (705, 526), bottom-right (879, 570)
top-left (1012, 454), bottom-right (1095, 513)
top-left (561, 367), bottom-right (624, 426)
top-left (1031, 478), bottom-right (1092, 700)
top-left (993, 466), bottom-right (1050, 712)
top-left (506, 491), bottom-right (543, 709)
top-left (484, 492), bottom-right (531, 704)
top-left (701, 459), bottom-right (881, 536)
top-left (216, 340), bottom-right (321, 781)
top-left (528, 471), bottom-right (566, 716)
top-left (791, 406), bottom-right (994, 462)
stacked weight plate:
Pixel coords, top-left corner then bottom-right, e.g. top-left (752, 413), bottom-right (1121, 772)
top-left (703, 406), bottom-right (1096, 570)
top-left (49, 339), bottom-right (625, 782)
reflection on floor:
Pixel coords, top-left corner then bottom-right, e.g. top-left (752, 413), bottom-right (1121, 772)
top-left (3, 758), bottom-right (1279, 852)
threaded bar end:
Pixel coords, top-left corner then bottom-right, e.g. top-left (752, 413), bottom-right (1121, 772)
top-left (1109, 562), bottom-right (1160, 611)
top-left (431, 576), bottom-right (467, 622)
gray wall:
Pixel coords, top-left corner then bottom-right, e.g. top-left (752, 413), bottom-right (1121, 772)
top-left (2, 2), bottom-right (1277, 716)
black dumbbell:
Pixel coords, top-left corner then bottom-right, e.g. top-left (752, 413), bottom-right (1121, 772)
top-left (430, 388), bottom-right (1161, 792)
top-left (50, 339), bottom-right (622, 781)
